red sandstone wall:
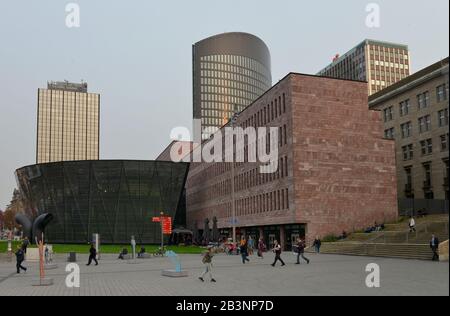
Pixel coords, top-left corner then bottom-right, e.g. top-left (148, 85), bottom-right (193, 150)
top-left (289, 75), bottom-right (398, 241)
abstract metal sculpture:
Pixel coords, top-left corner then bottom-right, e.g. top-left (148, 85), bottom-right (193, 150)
top-left (15, 213), bottom-right (54, 245)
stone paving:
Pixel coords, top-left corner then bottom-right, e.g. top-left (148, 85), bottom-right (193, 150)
top-left (0, 252), bottom-right (448, 296)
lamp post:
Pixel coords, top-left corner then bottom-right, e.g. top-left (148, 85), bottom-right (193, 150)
top-left (160, 212), bottom-right (165, 251)
top-left (230, 110), bottom-right (239, 244)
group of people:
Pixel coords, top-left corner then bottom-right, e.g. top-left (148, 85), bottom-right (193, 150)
top-left (364, 222), bottom-right (385, 234)
top-left (199, 236), bottom-right (317, 283)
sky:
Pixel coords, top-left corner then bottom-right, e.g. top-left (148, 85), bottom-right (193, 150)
top-left (0, 0), bottom-right (449, 210)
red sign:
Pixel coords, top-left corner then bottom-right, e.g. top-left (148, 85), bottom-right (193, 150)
top-left (162, 216), bottom-right (173, 235)
top-left (152, 217), bottom-right (161, 223)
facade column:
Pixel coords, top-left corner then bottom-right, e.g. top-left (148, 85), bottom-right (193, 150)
top-left (259, 227), bottom-right (264, 240)
top-left (280, 226), bottom-right (286, 250)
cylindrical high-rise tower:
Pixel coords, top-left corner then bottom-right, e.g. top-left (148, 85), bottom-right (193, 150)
top-left (193, 32), bottom-right (272, 140)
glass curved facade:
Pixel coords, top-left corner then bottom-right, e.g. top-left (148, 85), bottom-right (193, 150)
top-left (193, 33), bottom-right (272, 140)
top-left (15, 160), bottom-right (189, 244)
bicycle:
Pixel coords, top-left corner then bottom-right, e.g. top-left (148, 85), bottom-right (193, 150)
top-left (153, 246), bottom-right (167, 257)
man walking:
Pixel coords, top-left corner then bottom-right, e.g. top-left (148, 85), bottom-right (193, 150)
top-left (430, 234), bottom-right (440, 261)
top-left (271, 240), bottom-right (285, 267)
top-left (86, 244), bottom-right (99, 266)
top-left (21, 237), bottom-right (29, 254)
top-left (313, 237), bottom-right (322, 254)
top-left (199, 246), bottom-right (216, 283)
top-left (295, 238), bottom-right (310, 265)
top-left (15, 246), bottom-right (27, 274)
top-left (409, 217), bottom-right (416, 233)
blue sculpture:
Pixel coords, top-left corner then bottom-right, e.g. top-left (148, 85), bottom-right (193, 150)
top-left (166, 250), bottom-right (182, 273)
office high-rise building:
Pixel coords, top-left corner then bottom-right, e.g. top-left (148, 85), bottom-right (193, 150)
top-left (36, 81), bottom-right (100, 164)
top-left (193, 32), bottom-right (272, 140)
top-left (317, 39), bottom-right (411, 95)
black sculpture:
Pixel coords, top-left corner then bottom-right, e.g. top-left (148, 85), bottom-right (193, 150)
top-left (15, 213), bottom-right (54, 244)
top-left (212, 217), bottom-right (220, 242)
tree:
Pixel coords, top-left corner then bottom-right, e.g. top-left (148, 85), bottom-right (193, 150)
top-left (0, 210), bottom-right (4, 231)
top-left (2, 189), bottom-right (24, 231)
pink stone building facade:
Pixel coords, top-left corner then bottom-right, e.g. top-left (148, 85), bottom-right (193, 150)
top-left (186, 73), bottom-right (398, 249)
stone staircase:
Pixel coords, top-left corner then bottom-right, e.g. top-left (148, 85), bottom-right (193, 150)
top-left (313, 214), bottom-right (449, 260)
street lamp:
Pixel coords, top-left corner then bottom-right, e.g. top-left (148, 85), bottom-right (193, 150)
top-left (160, 211), bottom-right (165, 251)
top-left (230, 110), bottom-right (239, 244)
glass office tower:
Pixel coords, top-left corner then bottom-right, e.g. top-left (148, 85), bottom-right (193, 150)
top-left (193, 32), bottom-right (272, 140)
top-left (37, 81), bottom-right (100, 164)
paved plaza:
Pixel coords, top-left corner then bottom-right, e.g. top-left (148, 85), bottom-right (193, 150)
top-left (0, 252), bottom-right (448, 296)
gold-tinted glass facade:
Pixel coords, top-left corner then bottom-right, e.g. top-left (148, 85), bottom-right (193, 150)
top-left (199, 54), bottom-right (271, 140)
top-left (193, 33), bottom-right (272, 141)
top-left (37, 85), bottom-right (99, 164)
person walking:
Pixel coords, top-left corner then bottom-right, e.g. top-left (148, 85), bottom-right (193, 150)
top-left (248, 236), bottom-right (254, 256)
top-left (86, 244), bottom-right (99, 266)
top-left (21, 237), bottom-right (29, 254)
top-left (313, 237), bottom-right (322, 254)
top-left (199, 246), bottom-right (216, 283)
top-left (295, 238), bottom-right (310, 265)
top-left (409, 217), bottom-right (416, 233)
top-left (257, 237), bottom-right (266, 259)
top-left (240, 238), bottom-right (250, 264)
top-left (271, 240), bottom-right (285, 267)
top-left (15, 246), bottom-right (27, 274)
top-left (430, 235), bottom-right (440, 261)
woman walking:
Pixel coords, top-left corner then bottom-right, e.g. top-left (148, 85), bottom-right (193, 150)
top-left (271, 240), bottom-right (285, 267)
top-left (240, 238), bottom-right (250, 264)
top-left (257, 237), bottom-right (266, 259)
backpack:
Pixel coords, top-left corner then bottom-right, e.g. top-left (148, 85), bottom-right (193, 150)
top-left (202, 253), bottom-right (212, 264)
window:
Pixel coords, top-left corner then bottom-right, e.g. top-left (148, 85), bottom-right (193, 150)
top-left (383, 106), bottom-right (394, 122)
top-left (423, 163), bottom-right (432, 188)
top-left (401, 122), bottom-right (412, 138)
top-left (399, 99), bottom-right (411, 116)
top-left (417, 91), bottom-right (430, 110)
top-left (405, 167), bottom-right (413, 192)
top-left (438, 109), bottom-right (449, 127)
top-left (402, 144), bottom-right (414, 161)
top-left (384, 128), bottom-right (395, 139)
top-left (418, 115), bottom-right (431, 133)
top-left (441, 134), bottom-right (449, 151)
top-left (420, 139), bottom-right (433, 156)
top-left (437, 84), bottom-right (448, 102)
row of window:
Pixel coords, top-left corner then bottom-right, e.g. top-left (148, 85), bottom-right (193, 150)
top-left (235, 157), bottom-right (289, 193)
top-left (385, 109), bottom-right (449, 139)
top-left (384, 85), bottom-right (448, 122)
top-left (404, 160), bottom-right (449, 195)
top-left (401, 134), bottom-right (449, 161)
top-left (200, 54), bottom-right (271, 79)
top-left (234, 189), bottom-right (290, 217)
top-left (200, 62), bottom-right (269, 88)
top-left (238, 94), bottom-right (287, 131)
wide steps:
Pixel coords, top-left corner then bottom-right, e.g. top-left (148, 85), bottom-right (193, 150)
top-left (318, 243), bottom-right (435, 260)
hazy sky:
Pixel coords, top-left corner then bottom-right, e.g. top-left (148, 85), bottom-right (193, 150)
top-left (0, 0), bottom-right (449, 210)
